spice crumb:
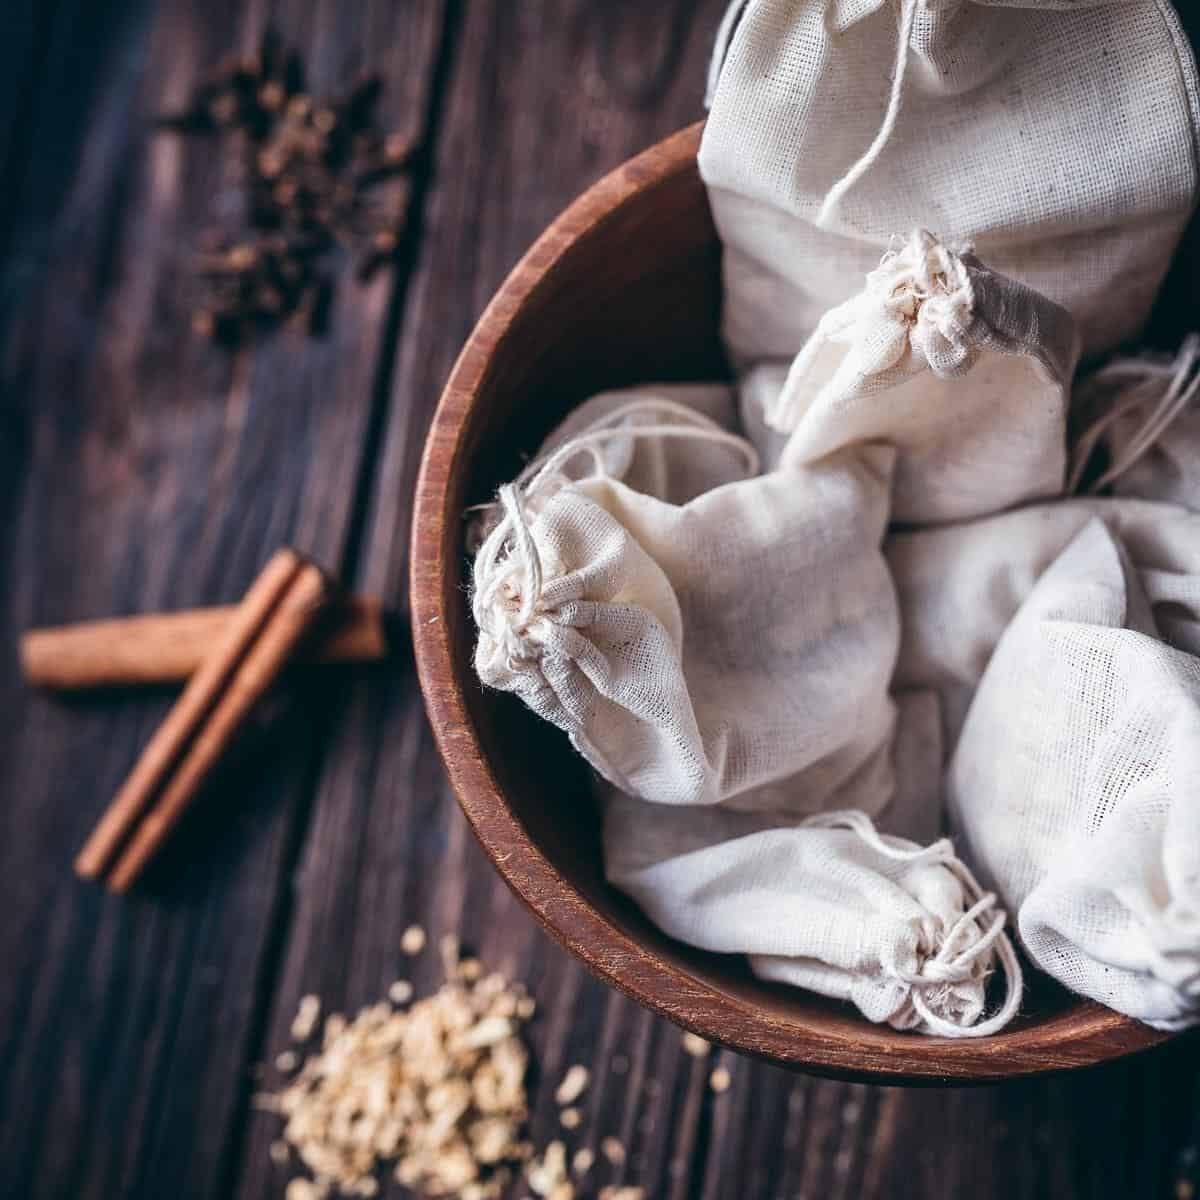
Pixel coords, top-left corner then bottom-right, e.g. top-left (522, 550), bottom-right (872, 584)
top-left (555, 1065), bottom-right (590, 1106)
top-left (526, 1139), bottom-right (571, 1198)
top-left (681, 1032), bottom-right (710, 1057)
top-left (400, 924), bottom-right (426, 954)
top-left (600, 1137), bottom-right (626, 1166)
top-left (285, 1180), bottom-right (323, 1200)
top-left (709, 1066), bottom-right (732, 1093)
top-left (291, 994), bottom-right (321, 1041)
top-left (261, 952), bottom-right (654, 1200)
top-left (266, 959), bottom-right (533, 1199)
top-left (156, 34), bottom-right (414, 348)
top-left (323, 1013), bottom-right (346, 1047)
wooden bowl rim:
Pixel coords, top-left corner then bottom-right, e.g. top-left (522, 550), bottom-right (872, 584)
top-left (410, 120), bottom-right (1168, 1083)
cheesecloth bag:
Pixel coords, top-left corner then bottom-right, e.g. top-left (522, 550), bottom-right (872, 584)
top-left (763, 229), bottom-right (1078, 523)
top-left (603, 776), bottom-right (1024, 1037)
top-left (736, 362), bottom-right (792, 470)
top-left (532, 383), bottom-right (752, 506)
top-left (1069, 334), bottom-right (1200, 512)
top-left (471, 392), bottom-right (902, 811)
top-left (700, 0), bottom-right (1200, 365)
top-left (889, 497), bottom-right (1200, 745)
top-left (947, 520), bottom-right (1200, 1029)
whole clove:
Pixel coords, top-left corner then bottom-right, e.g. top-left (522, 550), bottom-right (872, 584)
top-left (157, 29), bottom-right (415, 347)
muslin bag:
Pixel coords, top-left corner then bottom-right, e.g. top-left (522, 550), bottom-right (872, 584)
top-left (763, 230), bottom-right (1077, 522)
top-left (533, 383), bottom-right (751, 505)
top-left (889, 497), bottom-right (1200, 746)
top-left (603, 760), bottom-right (1023, 1037)
top-left (471, 391), bottom-right (901, 811)
top-left (736, 362), bottom-right (792, 470)
top-left (471, 396), bottom-right (1024, 1034)
top-left (1069, 334), bottom-right (1200, 512)
top-left (700, 0), bottom-right (1200, 365)
top-left (948, 520), bottom-right (1200, 1029)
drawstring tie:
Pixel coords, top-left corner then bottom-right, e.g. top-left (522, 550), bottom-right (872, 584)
top-left (1068, 333), bottom-right (1200, 494)
top-left (817, 0), bottom-right (920, 228)
top-left (767, 229), bottom-right (975, 432)
top-left (471, 399), bottom-right (760, 669)
top-left (801, 810), bottom-right (1023, 1038)
top-left (865, 229), bottom-right (974, 366)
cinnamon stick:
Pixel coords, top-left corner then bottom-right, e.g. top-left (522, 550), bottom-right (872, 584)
top-left (75, 548), bottom-right (333, 891)
top-left (22, 596), bottom-right (385, 690)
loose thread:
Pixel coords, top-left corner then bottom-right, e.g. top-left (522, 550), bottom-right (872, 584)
top-left (816, 0), bottom-right (919, 228)
top-left (1069, 333), bottom-right (1200, 494)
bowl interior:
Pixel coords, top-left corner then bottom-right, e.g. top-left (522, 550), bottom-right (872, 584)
top-left (412, 123), bottom-right (1167, 1083)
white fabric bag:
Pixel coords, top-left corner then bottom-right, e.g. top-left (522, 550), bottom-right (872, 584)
top-left (604, 792), bottom-right (1022, 1036)
top-left (764, 229), bottom-right (1077, 522)
top-left (472, 391), bottom-right (1014, 1034)
top-left (889, 496), bottom-right (1200, 746)
top-left (1069, 334), bottom-right (1200, 512)
top-left (948, 520), bottom-right (1200, 1029)
top-left (472, 392), bottom-right (901, 811)
top-left (736, 361), bottom-right (792, 470)
top-left (535, 383), bottom-right (752, 506)
top-left (700, 0), bottom-right (1200, 365)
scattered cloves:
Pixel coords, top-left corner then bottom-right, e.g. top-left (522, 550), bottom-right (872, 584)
top-left (157, 28), bottom-right (413, 347)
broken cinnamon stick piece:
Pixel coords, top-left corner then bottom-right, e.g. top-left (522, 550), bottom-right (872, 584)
top-left (22, 595), bottom-right (385, 690)
top-left (75, 548), bottom-right (333, 891)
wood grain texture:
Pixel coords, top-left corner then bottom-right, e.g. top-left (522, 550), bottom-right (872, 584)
top-left (3, 1), bottom-right (1200, 1197)
top-left (0, 0), bottom-right (445, 1195)
top-left (234, 5), bottom-right (742, 1197)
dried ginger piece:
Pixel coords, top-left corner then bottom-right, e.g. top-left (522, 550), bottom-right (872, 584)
top-left (292, 995), bottom-right (322, 1041)
top-left (554, 1065), bottom-right (590, 1106)
top-left (265, 946), bottom-right (658, 1200)
top-left (525, 1139), bottom-right (572, 1199)
top-left (600, 1137), bottom-right (626, 1166)
top-left (267, 955), bottom-right (534, 1198)
top-left (709, 1066), bottom-right (732, 1093)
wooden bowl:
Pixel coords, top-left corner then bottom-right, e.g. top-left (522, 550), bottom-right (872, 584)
top-left (410, 122), bottom-right (1167, 1083)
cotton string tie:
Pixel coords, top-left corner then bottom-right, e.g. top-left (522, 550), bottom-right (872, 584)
top-left (801, 809), bottom-right (1024, 1038)
top-left (816, 0), bottom-right (919, 228)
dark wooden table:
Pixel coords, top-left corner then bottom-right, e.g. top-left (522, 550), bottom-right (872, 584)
top-left (3, 3), bottom-right (1200, 1197)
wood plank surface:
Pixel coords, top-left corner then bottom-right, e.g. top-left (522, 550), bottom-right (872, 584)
top-left (234, 4), bottom-right (739, 1197)
top-left (0, 1), bottom-right (447, 1196)
top-left (2, 1), bottom-right (1200, 1198)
